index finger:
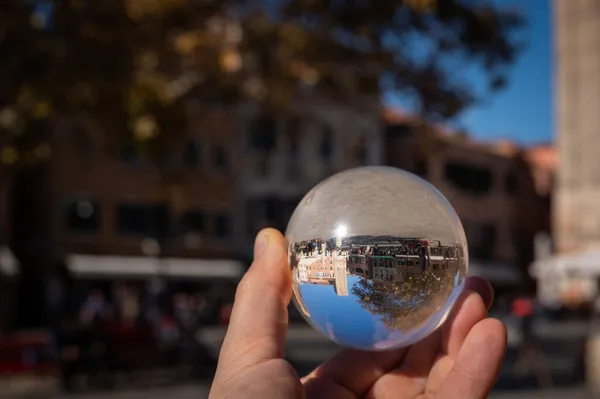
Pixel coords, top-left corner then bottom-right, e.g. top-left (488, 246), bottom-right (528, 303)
top-left (216, 229), bottom-right (292, 376)
top-left (436, 318), bottom-right (507, 399)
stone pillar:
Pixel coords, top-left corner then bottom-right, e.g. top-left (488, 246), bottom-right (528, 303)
top-left (586, 325), bottom-right (600, 393)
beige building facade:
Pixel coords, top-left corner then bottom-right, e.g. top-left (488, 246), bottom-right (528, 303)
top-left (384, 113), bottom-right (542, 288)
top-left (553, 0), bottom-right (600, 254)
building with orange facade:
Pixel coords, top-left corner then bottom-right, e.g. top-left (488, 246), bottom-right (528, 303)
top-left (384, 110), bottom-right (548, 293)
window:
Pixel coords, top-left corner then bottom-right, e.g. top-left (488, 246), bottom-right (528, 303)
top-left (355, 137), bottom-right (368, 164)
top-left (287, 118), bottom-right (300, 156)
top-left (444, 162), bottom-right (493, 194)
top-left (505, 171), bottom-right (518, 196)
top-left (65, 199), bottom-right (100, 233)
top-left (183, 140), bottom-right (201, 169)
top-left (180, 211), bottom-right (204, 233)
top-left (72, 125), bottom-right (92, 154)
top-left (116, 203), bottom-right (170, 239)
top-left (385, 123), bottom-right (412, 140)
top-left (215, 213), bottom-right (230, 238)
top-left (213, 145), bottom-right (228, 172)
top-left (320, 127), bottom-right (333, 158)
top-left (415, 159), bottom-right (428, 178)
top-left (357, 75), bottom-right (378, 94)
top-left (121, 144), bottom-right (140, 165)
top-left (465, 221), bottom-right (497, 261)
top-left (286, 118), bottom-right (301, 180)
top-left (250, 117), bottom-right (277, 151)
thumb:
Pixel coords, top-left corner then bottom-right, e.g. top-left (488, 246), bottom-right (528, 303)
top-left (216, 228), bottom-right (292, 376)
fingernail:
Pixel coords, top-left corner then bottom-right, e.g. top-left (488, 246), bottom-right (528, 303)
top-left (464, 276), bottom-right (494, 309)
top-left (254, 231), bottom-right (269, 258)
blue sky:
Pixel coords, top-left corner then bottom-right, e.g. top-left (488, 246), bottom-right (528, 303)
top-left (298, 275), bottom-right (460, 350)
top-left (387, 0), bottom-right (552, 146)
top-left (458, 0), bottom-right (552, 145)
top-left (299, 276), bottom-right (379, 349)
top-left (34, 1), bottom-right (551, 145)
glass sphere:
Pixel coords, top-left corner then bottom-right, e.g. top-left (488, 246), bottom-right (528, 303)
top-left (286, 166), bottom-right (468, 351)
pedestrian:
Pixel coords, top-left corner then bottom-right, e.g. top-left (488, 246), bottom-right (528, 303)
top-left (511, 295), bottom-right (553, 388)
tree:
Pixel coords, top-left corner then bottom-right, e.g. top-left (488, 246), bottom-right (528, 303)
top-left (352, 269), bottom-right (455, 331)
top-left (0, 0), bottom-right (525, 167)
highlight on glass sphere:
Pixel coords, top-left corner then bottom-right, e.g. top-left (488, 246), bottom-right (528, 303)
top-left (285, 166), bottom-right (468, 351)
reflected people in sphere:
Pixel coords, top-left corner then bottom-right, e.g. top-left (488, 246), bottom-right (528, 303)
top-left (289, 235), bottom-right (464, 351)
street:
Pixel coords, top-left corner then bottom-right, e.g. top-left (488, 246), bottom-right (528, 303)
top-left (0, 317), bottom-right (594, 398)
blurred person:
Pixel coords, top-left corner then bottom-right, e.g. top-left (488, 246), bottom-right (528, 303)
top-left (156, 309), bottom-right (179, 367)
top-left (191, 292), bottom-right (207, 317)
top-left (218, 302), bottom-right (233, 326)
top-left (79, 289), bottom-right (113, 326)
top-left (78, 289), bottom-right (114, 383)
top-left (188, 292), bottom-right (218, 378)
top-left (121, 287), bottom-right (140, 327)
top-left (111, 281), bottom-right (127, 321)
top-left (157, 308), bottom-right (179, 343)
top-left (55, 311), bottom-right (84, 392)
top-left (512, 295), bottom-right (553, 388)
top-left (171, 293), bottom-right (190, 365)
top-left (209, 229), bottom-right (506, 399)
top-left (173, 292), bottom-right (193, 328)
top-left (144, 277), bottom-right (165, 326)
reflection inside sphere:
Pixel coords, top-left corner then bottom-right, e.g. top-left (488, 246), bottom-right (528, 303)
top-left (286, 166), bottom-right (468, 351)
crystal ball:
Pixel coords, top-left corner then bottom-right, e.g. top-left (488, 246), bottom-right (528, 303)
top-left (285, 166), bottom-right (468, 351)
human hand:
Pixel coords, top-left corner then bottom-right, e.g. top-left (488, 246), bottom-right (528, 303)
top-left (209, 228), bottom-right (506, 399)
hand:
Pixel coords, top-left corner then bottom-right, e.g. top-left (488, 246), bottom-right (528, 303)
top-left (209, 228), bottom-right (506, 399)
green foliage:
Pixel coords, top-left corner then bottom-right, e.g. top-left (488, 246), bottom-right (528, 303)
top-left (352, 269), bottom-right (455, 331)
top-left (0, 0), bottom-right (525, 167)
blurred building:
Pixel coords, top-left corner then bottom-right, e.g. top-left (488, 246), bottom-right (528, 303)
top-left (333, 253), bottom-right (349, 296)
top-left (348, 253), bottom-right (371, 278)
top-left (524, 144), bottom-right (557, 248)
top-left (384, 110), bottom-right (546, 295)
top-left (236, 97), bottom-right (383, 258)
top-left (3, 106), bottom-right (246, 329)
top-left (42, 108), bottom-right (243, 276)
top-left (302, 254), bottom-right (348, 296)
top-left (532, 0), bottom-right (600, 309)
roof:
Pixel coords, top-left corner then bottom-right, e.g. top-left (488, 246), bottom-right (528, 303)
top-left (530, 250), bottom-right (600, 277)
top-left (382, 106), bottom-right (521, 159)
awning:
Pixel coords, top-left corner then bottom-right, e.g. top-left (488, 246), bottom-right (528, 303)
top-left (67, 254), bottom-right (245, 280)
top-left (530, 250), bottom-right (600, 277)
top-left (0, 246), bottom-right (18, 276)
top-left (468, 261), bottom-right (522, 285)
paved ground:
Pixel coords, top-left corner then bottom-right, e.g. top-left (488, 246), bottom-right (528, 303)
top-left (1, 382), bottom-right (595, 399)
top-left (0, 317), bottom-right (594, 398)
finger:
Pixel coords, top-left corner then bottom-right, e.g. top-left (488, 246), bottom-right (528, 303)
top-left (387, 275), bottom-right (493, 380)
top-left (302, 348), bottom-right (408, 398)
top-left (424, 289), bottom-right (490, 397)
top-left (462, 275), bottom-right (494, 309)
top-left (436, 318), bottom-right (507, 399)
top-left (216, 228), bottom-right (291, 376)
top-left (367, 276), bottom-right (494, 398)
top-left (442, 275), bottom-right (494, 358)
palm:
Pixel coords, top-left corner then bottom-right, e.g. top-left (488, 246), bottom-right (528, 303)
top-left (301, 293), bottom-right (505, 399)
top-left (209, 230), bottom-right (505, 399)
top-left (213, 359), bottom-right (302, 398)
